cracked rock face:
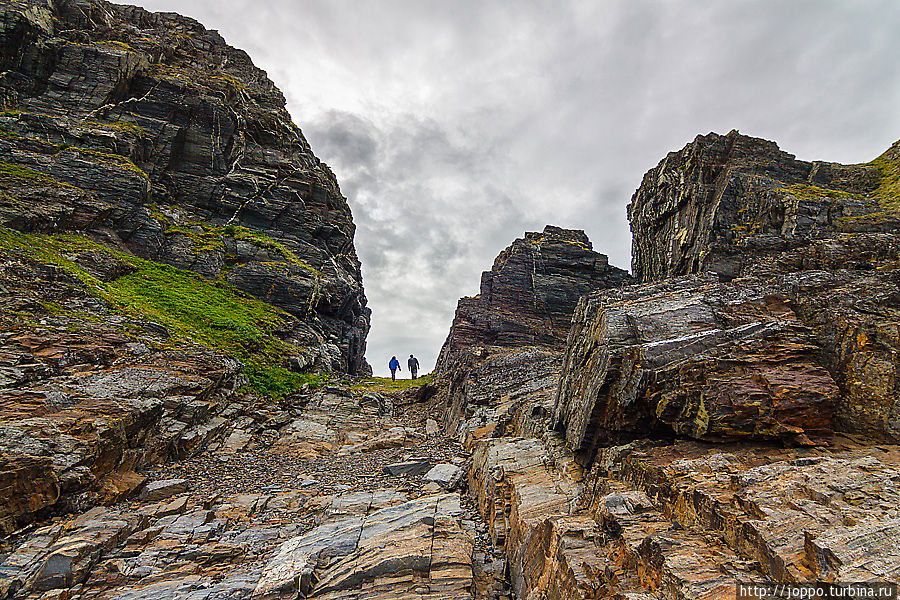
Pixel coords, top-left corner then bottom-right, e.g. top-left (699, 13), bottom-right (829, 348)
top-left (432, 225), bottom-right (632, 439)
top-left (622, 131), bottom-right (900, 442)
top-left (0, 0), bottom-right (370, 375)
top-left (627, 130), bottom-right (891, 284)
top-left (553, 274), bottom-right (842, 462)
top-left (436, 225), bottom-right (632, 369)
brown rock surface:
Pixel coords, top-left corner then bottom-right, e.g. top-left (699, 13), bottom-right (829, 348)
top-left (467, 433), bottom-right (900, 600)
top-left (0, 381), bottom-right (502, 600)
top-left (0, 256), bottom-right (241, 534)
top-left (625, 132), bottom-right (900, 441)
top-left (554, 274), bottom-right (841, 462)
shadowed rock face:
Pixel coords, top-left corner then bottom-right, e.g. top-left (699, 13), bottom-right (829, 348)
top-left (436, 226), bottom-right (632, 370)
top-left (0, 0), bottom-right (370, 375)
top-left (432, 226), bottom-right (632, 437)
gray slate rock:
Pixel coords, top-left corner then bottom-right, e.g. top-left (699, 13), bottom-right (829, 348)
top-left (424, 463), bottom-right (465, 491)
top-left (382, 459), bottom-right (432, 476)
top-left (140, 479), bottom-right (189, 502)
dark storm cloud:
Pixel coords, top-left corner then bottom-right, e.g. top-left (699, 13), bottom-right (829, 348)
top-left (135, 0), bottom-right (900, 375)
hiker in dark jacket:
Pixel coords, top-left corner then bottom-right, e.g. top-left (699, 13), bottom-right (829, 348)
top-left (389, 356), bottom-right (401, 381)
top-left (408, 354), bottom-right (420, 379)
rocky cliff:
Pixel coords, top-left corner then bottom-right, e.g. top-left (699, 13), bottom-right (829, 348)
top-left (0, 0), bottom-right (370, 375)
top-left (2, 8), bottom-right (900, 594)
top-left (596, 131), bottom-right (900, 444)
top-left (0, 0), bottom-right (372, 541)
top-left (432, 225), bottom-right (631, 438)
top-left (628, 130), bottom-right (897, 283)
top-left (461, 133), bottom-right (900, 599)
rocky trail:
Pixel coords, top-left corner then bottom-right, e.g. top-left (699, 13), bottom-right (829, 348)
top-left (0, 382), bottom-right (512, 600)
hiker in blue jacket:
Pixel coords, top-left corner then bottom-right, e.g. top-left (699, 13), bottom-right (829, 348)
top-left (389, 356), bottom-right (401, 381)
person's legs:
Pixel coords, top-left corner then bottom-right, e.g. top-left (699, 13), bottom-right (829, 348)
top-left (391, 368), bottom-right (396, 381)
top-left (411, 370), bottom-right (417, 380)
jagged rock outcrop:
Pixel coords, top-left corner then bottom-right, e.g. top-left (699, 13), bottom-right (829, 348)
top-left (0, 0), bottom-right (370, 374)
top-left (432, 226), bottom-right (631, 438)
top-left (628, 130), bottom-right (897, 283)
top-left (553, 274), bottom-right (840, 464)
top-left (469, 434), bottom-right (900, 600)
top-left (0, 381), bottom-right (490, 600)
top-left (0, 250), bottom-right (243, 534)
top-left (0, 0), bottom-right (374, 547)
top-left (619, 131), bottom-right (900, 442)
top-left (460, 133), bottom-right (900, 599)
top-left (436, 226), bottom-right (631, 367)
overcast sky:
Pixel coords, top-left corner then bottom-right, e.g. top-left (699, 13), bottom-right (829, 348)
top-left (133, 0), bottom-right (900, 376)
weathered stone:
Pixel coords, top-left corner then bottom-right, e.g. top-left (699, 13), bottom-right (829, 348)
top-left (554, 274), bottom-right (841, 461)
top-left (382, 459), bottom-right (432, 476)
top-left (0, 0), bottom-right (371, 375)
top-left (252, 515), bottom-right (364, 599)
top-left (424, 464), bottom-right (464, 491)
top-left (432, 227), bottom-right (631, 439)
top-left (626, 131), bottom-right (900, 441)
top-left (253, 492), bottom-right (473, 599)
top-left (139, 479), bottom-right (189, 502)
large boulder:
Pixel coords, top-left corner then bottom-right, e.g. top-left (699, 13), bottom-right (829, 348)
top-left (554, 274), bottom-right (840, 462)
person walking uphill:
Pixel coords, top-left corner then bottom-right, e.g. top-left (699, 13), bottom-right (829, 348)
top-left (389, 356), bottom-right (401, 381)
top-left (408, 354), bottom-right (420, 379)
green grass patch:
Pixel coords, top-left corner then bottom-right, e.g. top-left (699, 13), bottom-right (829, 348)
top-left (353, 374), bottom-right (433, 394)
top-left (105, 259), bottom-right (276, 353)
top-left (99, 40), bottom-right (133, 51)
top-left (79, 119), bottom-right (147, 138)
top-left (777, 183), bottom-right (864, 202)
top-left (0, 161), bottom-right (58, 184)
top-left (245, 360), bottom-right (328, 399)
top-left (867, 141), bottom-right (900, 212)
top-left (165, 225), bottom-right (225, 252)
top-left (220, 224), bottom-right (321, 275)
top-left (0, 227), bottom-right (326, 399)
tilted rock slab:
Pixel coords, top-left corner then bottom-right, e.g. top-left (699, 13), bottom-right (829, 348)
top-left (468, 432), bottom-right (900, 600)
top-left (554, 274), bottom-right (839, 461)
top-left (626, 131), bottom-right (900, 440)
top-left (253, 493), bottom-right (473, 599)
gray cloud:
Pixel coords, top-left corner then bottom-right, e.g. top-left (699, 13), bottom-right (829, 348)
top-left (135, 0), bottom-right (900, 375)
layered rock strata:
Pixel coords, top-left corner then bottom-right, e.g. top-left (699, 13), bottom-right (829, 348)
top-left (433, 226), bottom-right (631, 438)
top-left (624, 131), bottom-right (900, 441)
top-left (469, 434), bottom-right (900, 600)
top-left (628, 130), bottom-right (896, 283)
top-left (553, 273), bottom-right (841, 464)
top-left (437, 226), bottom-right (631, 367)
top-left (0, 250), bottom-right (242, 534)
top-left (0, 384), bottom-right (491, 600)
top-left (0, 0), bottom-right (370, 374)
top-left (0, 0), bottom-right (374, 550)
top-left (461, 133), bottom-right (900, 599)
